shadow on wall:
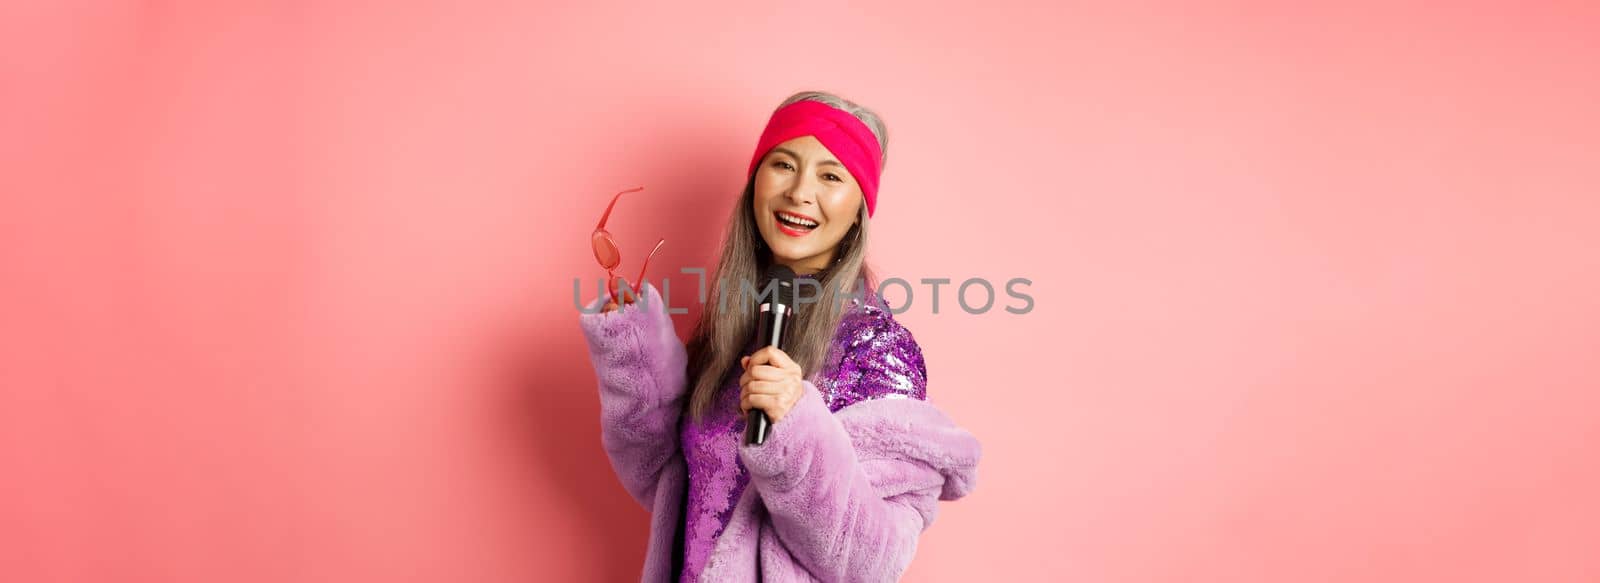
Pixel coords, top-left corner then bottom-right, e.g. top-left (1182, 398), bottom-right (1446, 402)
top-left (484, 110), bottom-right (740, 580)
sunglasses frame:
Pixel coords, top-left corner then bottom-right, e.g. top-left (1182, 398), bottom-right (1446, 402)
top-left (592, 186), bottom-right (666, 304)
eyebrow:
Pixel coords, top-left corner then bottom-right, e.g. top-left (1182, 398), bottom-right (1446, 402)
top-left (771, 147), bottom-right (844, 168)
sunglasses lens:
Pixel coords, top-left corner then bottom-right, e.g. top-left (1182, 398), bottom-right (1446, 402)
top-left (592, 232), bottom-right (621, 268)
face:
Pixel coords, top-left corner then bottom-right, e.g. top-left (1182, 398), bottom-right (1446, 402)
top-left (752, 136), bottom-right (865, 274)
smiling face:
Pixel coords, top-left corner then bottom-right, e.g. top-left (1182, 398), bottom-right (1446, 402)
top-left (752, 136), bottom-right (866, 275)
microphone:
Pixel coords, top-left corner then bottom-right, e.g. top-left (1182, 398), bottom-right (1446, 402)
top-left (745, 264), bottom-right (796, 446)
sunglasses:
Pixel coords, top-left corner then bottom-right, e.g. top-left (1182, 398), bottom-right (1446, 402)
top-left (592, 186), bottom-right (666, 304)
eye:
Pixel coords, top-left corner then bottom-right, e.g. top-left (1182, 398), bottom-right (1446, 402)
top-left (824, 173), bottom-right (842, 182)
top-left (772, 161), bottom-right (794, 170)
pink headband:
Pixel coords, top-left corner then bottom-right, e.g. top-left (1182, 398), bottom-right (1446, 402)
top-left (746, 100), bottom-right (884, 217)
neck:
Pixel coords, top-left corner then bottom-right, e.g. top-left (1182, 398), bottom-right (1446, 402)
top-left (773, 261), bottom-right (827, 278)
top-left (770, 251), bottom-right (835, 276)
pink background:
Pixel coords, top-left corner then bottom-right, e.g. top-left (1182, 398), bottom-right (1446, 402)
top-left (4, 1), bottom-right (1598, 581)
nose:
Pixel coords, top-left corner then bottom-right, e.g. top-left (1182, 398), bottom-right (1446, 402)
top-left (784, 173), bottom-right (819, 206)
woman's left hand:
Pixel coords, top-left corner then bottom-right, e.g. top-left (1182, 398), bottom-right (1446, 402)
top-left (738, 346), bottom-right (805, 423)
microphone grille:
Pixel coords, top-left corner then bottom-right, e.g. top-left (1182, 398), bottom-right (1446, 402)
top-left (764, 264), bottom-right (797, 309)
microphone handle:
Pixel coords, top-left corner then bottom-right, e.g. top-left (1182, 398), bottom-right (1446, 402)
top-left (745, 406), bottom-right (772, 447)
top-left (744, 304), bottom-right (786, 446)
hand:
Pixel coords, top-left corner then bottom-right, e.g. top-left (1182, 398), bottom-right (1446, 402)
top-left (600, 278), bottom-right (639, 313)
top-left (738, 346), bottom-right (805, 423)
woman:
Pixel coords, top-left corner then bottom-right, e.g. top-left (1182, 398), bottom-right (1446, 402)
top-left (578, 91), bottom-right (982, 582)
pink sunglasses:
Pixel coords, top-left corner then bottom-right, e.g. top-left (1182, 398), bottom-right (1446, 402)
top-left (592, 186), bottom-right (666, 303)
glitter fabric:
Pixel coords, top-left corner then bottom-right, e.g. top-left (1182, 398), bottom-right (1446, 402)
top-left (676, 277), bottom-right (928, 582)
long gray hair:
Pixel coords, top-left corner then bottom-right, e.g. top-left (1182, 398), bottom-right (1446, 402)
top-left (683, 91), bottom-right (890, 422)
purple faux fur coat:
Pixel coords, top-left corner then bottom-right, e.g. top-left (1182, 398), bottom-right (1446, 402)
top-left (578, 283), bottom-right (982, 582)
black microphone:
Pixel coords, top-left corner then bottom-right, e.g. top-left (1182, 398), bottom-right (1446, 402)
top-left (745, 264), bottom-right (796, 446)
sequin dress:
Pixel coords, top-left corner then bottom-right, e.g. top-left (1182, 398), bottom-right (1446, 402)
top-left (676, 278), bottom-right (929, 582)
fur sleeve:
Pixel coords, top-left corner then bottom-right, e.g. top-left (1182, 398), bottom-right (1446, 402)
top-left (739, 381), bottom-right (981, 581)
top-left (577, 282), bottom-right (689, 509)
